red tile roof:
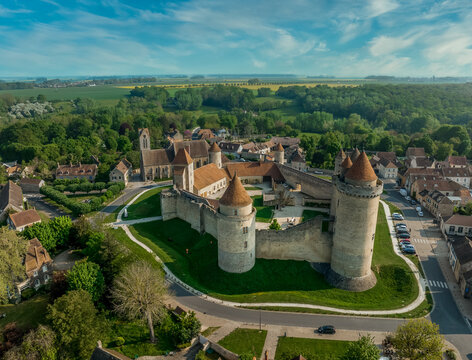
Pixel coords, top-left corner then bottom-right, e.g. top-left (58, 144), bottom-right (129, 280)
top-left (172, 148), bottom-right (193, 165)
top-left (219, 175), bottom-right (252, 207)
top-left (9, 209), bottom-right (41, 229)
top-left (346, 152), bottom-right (377, 182)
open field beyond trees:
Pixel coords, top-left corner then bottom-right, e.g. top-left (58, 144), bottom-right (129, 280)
top-left (128, 205), bottom-right (419, 310)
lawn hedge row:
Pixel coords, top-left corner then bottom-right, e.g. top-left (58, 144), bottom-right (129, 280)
top-left (52, 180), bottom-right (120, 194)
top-left (40, 182), bottom-right (125, 215)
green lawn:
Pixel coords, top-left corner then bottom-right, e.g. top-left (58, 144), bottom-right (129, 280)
top-left (301, 210), bottom-right (328, 222)
top-left (0, 294), bottom-right (49, 331)
top-left (245, 186), bottom-right (263, 191)
top-left (218, 328), bottom-right (267, 357)
top-left (107, 318), bottom-right (175, 357)
top-left (125, 187), bottom-right (170, 220)
top-left (275, 337), bottom-right (351, 360)
top-left (252, 195), bottom-right (274, 223)
top-left (128, 204), bottom-right (418, 310)
top-left (314, 174), bottom-right (332, 181)
top-left (109, 227), bottom-right (162, 272)
top-left (384, 200), bottom-right (403, 215)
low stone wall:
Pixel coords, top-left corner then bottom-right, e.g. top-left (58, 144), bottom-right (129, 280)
top-left (207, 341), bottom-right (239, 360)
top-left (277, 164), bottom-right (333, 200)
top-left (256, 217), bottom-right (332, 263)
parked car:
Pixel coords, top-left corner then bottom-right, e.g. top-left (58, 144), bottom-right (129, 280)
top-left (392, 213), bottom-right (404, 220)
top-left (418, 211), bottom-right (424, 217)
top-left (402, 244), bottom-right (416, 254)
top-left (406, 196), bottom-right (411, 201)
top-left (396, 228), bottom-right (410, 234)
top-left (400, 189), bottom-right (407, 197)
top-left (411, 199), bottom-right (416, 205)
top-left (398, 233), bottom-right (411, 239)
top-left (396, 223), bottom-right (407, 228)
top-left (317, 325), bottom-right (336, 334)
top-left (396, 224), bottom-right (407, 230)
top-left (399, 239), bottom-right (411, 245)
top-left (416, 206), bottom-right (422, 212)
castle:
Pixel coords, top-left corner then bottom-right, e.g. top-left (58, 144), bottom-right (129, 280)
top-left (141, 129), bottom-right (384, 292)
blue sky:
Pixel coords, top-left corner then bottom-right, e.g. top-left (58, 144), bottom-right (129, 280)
top-left (1, 0), bottom-right (472, 77)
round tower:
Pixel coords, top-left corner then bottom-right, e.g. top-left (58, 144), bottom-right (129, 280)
top-left (327, 152), bottom-right (383, 291)
top-left (350, 148), bottom-right (360, 163)
top-left (217, 175), bottom-right (256, 273)
top-left (209, 142), bottom-right (222, 168)
top-left (330, 156), bottom-right (353, 217)
top-left (274, 143), bottom-right (284, 164)
top-left (334, 149), bottom-right (346, 175)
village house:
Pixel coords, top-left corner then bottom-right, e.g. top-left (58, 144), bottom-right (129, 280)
top-left (411, 178), bottom-right (468, 199)
top-left (218, 141), bottom-right (243, 156)
top-left (287, 151), bottom-right (307, 172)
top-left (441, 167), bottom-right (470, 188)
top-left (378, 158), bottom-right (398, 179)
top-left (0, 180), bottom-right (24, 221)
top-left (447, 236), bottom-right (472, 298)
top-left (271, 136), bottom-right (300, 147)
top-left (166, 129), bottom-right (183, 143)
top-left (417, 189), bottom-right (455, 219)
top-left (406, 147), bottom-right (426, 160)
top-left (16, 238), bottom-right (52, 297)
top-left (194, 128), bottom-right (215, 141)
top-left (109, 159), bottom-right (132, 186)
top-left (401, 167), bottom-right (442, 191)
top-left (442, 214), bottom-right (472, 237)
top-left (56, 163), bottom-right (98, 181)
top-left (437, 155), bottom-right (469, 169)
top-left (19, 178), bottom-right (45, 193)
top-left (7, 209), bottom-right (41, 231)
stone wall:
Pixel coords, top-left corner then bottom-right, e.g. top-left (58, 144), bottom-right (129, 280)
top-left (277, 164), bottom-right (333, 200)
top-left (202, 206), bottom-right (218, 238)
top-left (256, 217), bottom-right (332, 263)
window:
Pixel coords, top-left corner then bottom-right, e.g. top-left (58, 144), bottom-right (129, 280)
top-left (449, 226), bottom-right (455, 232)
top-left (458, 227), bottom-right (464, 233)
top-left (34, 279), bottom-right (40, 288)
top-left (33, 270), bottom-right (38, 277)
top-left (42, 265), bottom-right (47, 272)
top-left (244, 241), bottom-right (248, 248)
top-left (234, 210), bottom-right (237, 215)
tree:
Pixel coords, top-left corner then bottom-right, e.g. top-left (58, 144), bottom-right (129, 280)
top-left (0, 229), bottom-right (27, 304)
top-left (111, 262), bottom-right (167, 343)
top-left (3, 325), bottom-right (57, 360)
top-left (269, 219), bottom-right (281, 230)
top-left (66, 260), bottom-right (105, 302)
top-left (341, 335), bottom-right (380, 360)
top-left (171, 311), bottom-right (201, 345)
top-left (392, 318), bottom-right (444, 360)
top-left (48, 290), bottom-right (105, 360)
top-left (257, 87), bottom-right (271, 97)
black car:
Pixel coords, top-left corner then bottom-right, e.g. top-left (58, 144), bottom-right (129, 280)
top-left (396, 229), bottom-right (410, 234)
top-left (317, 325), bottom-right (336, 334)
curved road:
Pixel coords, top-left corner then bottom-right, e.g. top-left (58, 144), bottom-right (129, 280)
top-left (112, 182), bottom-right (472, 358)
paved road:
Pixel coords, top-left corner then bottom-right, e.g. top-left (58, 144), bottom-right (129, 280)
top-left (382, 184), bottom-right (472, 358)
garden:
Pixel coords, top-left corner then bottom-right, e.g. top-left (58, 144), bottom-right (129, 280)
top-left (252, 195), bottom-right (274, 223)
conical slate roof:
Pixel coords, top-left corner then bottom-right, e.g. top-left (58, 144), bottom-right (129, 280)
top-left (345, 151), bottom-right (377, 182)
top-left (276, 143), bottom-right (284, 152)
top-left (350, 148), bottom-right (360, 163)
top-left (219, 175), bottom-right (252, 207)
top-left (341, 156), bottom-right (353, 169)
top-left (172, 148), bottom-right (193, 165)
top-left (209, 142), bottom-right (221, 153)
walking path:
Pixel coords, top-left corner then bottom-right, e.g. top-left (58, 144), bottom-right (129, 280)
top-left (111, 186), bottom-right (427, 315)
top-left (109, 216), bottom-right (162, 226)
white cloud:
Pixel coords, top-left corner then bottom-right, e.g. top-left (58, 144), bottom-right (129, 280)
top-left (367, 0), bottom-right (399, 18)
top-left (369, 34), bottom-right (417, 56)
top-left (252, 59), bottom-right (266, 68)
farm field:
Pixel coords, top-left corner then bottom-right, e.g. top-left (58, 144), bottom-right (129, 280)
top-left (0, 86), bottom-right (130, 105)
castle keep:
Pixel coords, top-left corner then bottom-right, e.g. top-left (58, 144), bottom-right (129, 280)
top-left (159, 138), bottom-right (383, 291)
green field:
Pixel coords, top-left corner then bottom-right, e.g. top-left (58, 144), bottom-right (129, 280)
top-left (218, 328), bottom-right (267, 357)
top-left (0, 86), bottom-right (130, 105)
top-left (125, 186), bottom-right (170, 220)
top-left (128, 204), bottom-right (419, 310)
top-left (275, 337), bottom-right (352, 360)
top-left (0, 294), bottom-right (49, 331)
top-left (301, 210), bottom-right (329, 222)
top-left (252, 195), bottom-right (274, 223)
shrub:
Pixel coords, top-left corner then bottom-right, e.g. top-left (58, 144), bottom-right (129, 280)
top-left (446, 349), bottom-right (457, 360)
top-left (114, 337), bottom-right (125, 347)
top-left (195, 350), bottom-right (208, 360)
top-left (20, 288), bottom-right (35, 301)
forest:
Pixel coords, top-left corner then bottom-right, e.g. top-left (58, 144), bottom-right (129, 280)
top-left (0, 82), bottom-right (471, 173)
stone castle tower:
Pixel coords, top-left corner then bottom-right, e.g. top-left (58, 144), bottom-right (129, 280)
top-left (172, 148), bottom-right (194, 192)
top-left (334, 149), bottom-right (346, 175)
top-left (209, 142), bottom-right (222, 168)
top-left (138, 128), bottom-right (151, 151)
top-left (328, 151), bottom-right (383, 291)
top-left (217, 174), bottom-right (256, 273)
top-left (274, 143), bottom-right (285, 164)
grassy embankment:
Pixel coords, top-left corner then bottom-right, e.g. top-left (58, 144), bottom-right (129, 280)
top-left (128, 205), bottom-right (419, 310)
